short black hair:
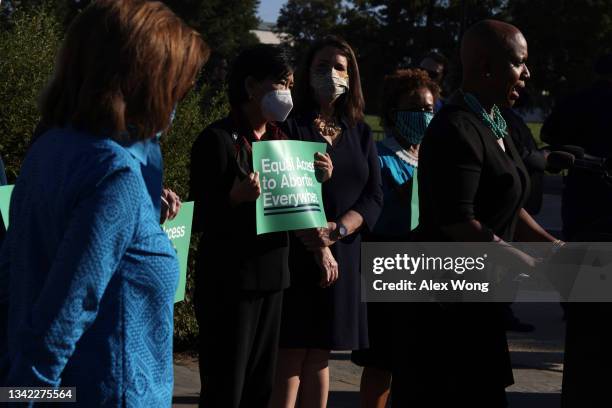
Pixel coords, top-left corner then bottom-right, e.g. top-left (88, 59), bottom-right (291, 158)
top-left (227, 44), bottom-right (293, 109)
top-left (422, 51), bottom-right (448, 68)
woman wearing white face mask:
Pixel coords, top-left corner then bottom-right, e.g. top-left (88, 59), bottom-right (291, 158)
top-left (189, 44), bottom-right (295, 408)
top-left (271, 36), bottom-right (383, 408)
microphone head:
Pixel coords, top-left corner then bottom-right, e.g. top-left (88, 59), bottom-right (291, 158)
top-left (552, 145), bottom-right (585, 159)
top-left (546, 151), bottom-right (575, 172)
top-left (605, 158), bottom-right (612, 173)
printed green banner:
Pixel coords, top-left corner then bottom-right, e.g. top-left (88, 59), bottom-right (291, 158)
top-left (161, 201), bottom-right (194, 303)
top-left (253, 140), bottom-right (328, 234)
top-left (0, 185), bottom-right (14, 228)
top-left (0, 184), bottom-right (192, 303)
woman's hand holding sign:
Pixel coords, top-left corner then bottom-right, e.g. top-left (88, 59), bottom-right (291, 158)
top-left (314, 152), bottom-right (333, 182)
top-left (160, 188), bottom-right (182, 223)
top-left (230, 172), bottom-right (261, 206)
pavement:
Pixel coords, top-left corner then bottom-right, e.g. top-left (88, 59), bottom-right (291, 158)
top-left (172, 302), bottom-right (565, 408)
top-left (172, 176), bottom-right (567, 407)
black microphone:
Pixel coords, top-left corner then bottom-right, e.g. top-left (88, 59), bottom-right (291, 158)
top-left (574, 156), bottom-right (608, 173)
top-left (550, 145), bottom-right (585, 159)
top-left (546, 150), bottom-right (575, 172)
top-left (548, 145), bottom-right (611, 174)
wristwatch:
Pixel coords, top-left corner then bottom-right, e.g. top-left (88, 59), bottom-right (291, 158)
top-left (331, 222), bottom-right (348, 241)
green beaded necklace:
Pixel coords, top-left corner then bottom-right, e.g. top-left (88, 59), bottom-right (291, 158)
top-left (462, 91), bottom-right (508, 140)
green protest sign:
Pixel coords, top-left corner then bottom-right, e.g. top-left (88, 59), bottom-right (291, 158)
top-left (411, 169), bottom-right (419, 231)
top-left (0, 184), bottom-right (192, 303)
top-left (253, 140), bottom-right (328, 235)
top-left (161, 201), bottom-right (194, 303)
top-left (0, 185), bottom-right (14, 228)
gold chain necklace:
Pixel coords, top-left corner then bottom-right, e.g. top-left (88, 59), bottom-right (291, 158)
top-left (314, 114), bottom-right (342, 139)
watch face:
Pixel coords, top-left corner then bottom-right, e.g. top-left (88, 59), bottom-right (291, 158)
top-left (339, 225), bottom-right (348, 237)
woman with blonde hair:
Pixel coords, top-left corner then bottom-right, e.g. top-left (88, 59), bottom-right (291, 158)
top-left (0, 1), bottom-right (208, 406)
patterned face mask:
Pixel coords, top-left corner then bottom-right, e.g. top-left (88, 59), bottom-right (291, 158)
top-left (394, 111), bottom-right (434, 145)
top-left (310, 68), bottom-right (349, 102)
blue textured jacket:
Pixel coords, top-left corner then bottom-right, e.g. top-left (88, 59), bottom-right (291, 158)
top-left (372, 140), bottom-right (418, 238)
top-left (0, 128), bottom-right (179, 407)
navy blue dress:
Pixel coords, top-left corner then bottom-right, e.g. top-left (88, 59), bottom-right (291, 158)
top-left (279, 113), bottom-right (383, 350)
top-left (351, 136), bottom-right (419, 369)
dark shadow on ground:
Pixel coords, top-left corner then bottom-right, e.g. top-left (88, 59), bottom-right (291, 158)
top-left (508, 302), bottom-right (566, 347)
top-left (329, 390), bottom-right (561, 408)
top-left (330, 351), bottom-right (352, 361)
top-left (511, 351), bottom-right (564, 373)
top-left (328, 390), bottom-right (360, 407)
top-left (507, 391), bottom-right (561, 408)
top-left (172, 395), bottom-right (200, 405)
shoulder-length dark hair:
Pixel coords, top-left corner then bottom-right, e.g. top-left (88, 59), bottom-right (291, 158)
top-left (293, 36), bottom-right (365, 127)
top-left (227, 44), bottom-right (293, 110)
top-left (40, 0), bottom-right (209, 142)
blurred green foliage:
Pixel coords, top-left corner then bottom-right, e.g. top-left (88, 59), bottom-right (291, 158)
top-left (0, 6), bottom-right (61, 181)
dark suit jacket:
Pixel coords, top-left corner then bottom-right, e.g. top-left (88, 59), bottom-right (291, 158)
top-left (419, 93), bottom-right (531, 242)
top-left (415, 93), bottom-right (531, 395)
top-left (189, 114), bottom-right (290, 292)
top-left (502, 107), bottom-right (545, 215)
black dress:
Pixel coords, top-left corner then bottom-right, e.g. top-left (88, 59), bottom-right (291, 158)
top-left (189, 113), bottom-right (290, 408)
top-left (391, 93), bottom-right (530, 407)
top-left (279, 112), bottom-right (383, 350)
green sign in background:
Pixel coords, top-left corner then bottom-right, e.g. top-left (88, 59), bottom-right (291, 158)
top-left (0, 185), bottom-right (192, 303)
top-left (161, 202), bottom-right (193, 303)
top-left (253, 140), bottom-right (328, 235)
top-left (0, 185), bottom-right (13, 228)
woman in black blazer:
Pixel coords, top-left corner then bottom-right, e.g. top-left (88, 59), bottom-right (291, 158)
top-left (392, 20), bottom-right (562, 407)
top-left (189, 44), bottom-right (296, 408)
